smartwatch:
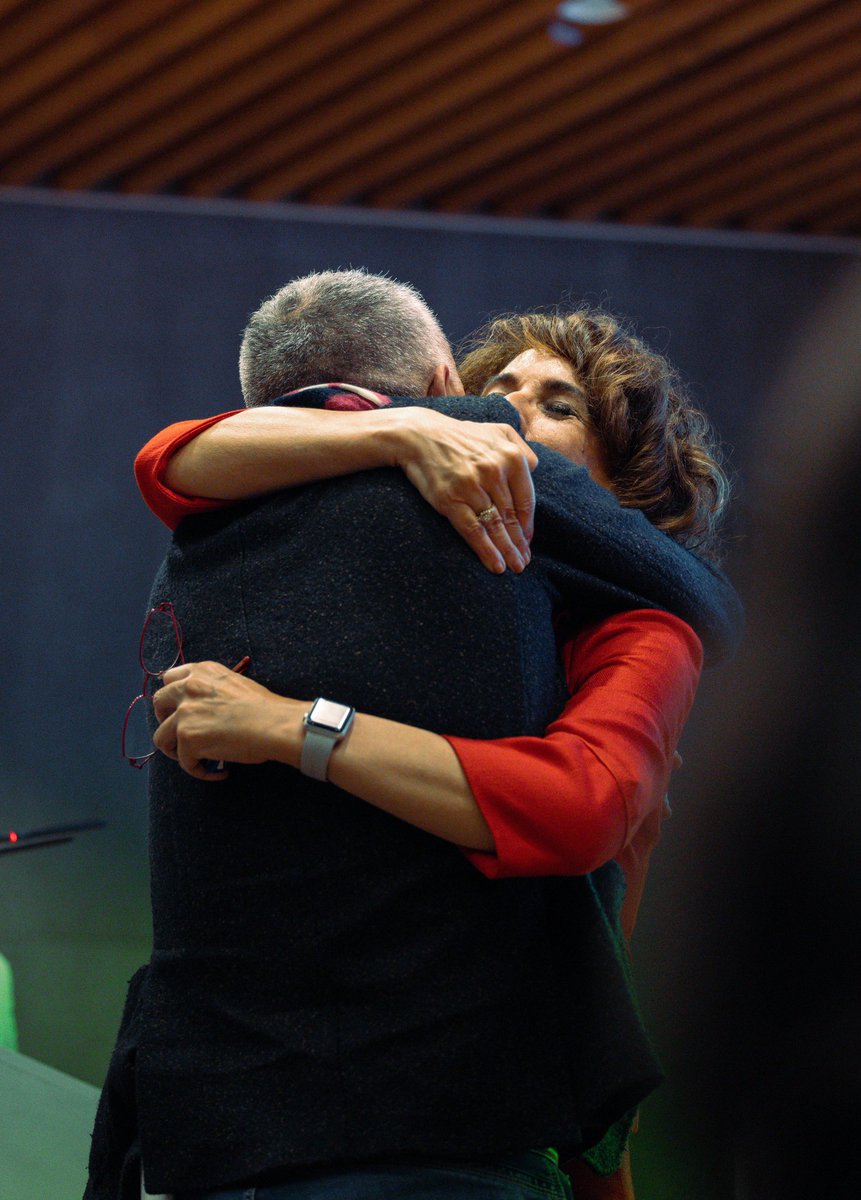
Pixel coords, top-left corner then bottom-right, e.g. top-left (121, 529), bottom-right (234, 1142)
top-left (300, 697), bottom-right (356, 781)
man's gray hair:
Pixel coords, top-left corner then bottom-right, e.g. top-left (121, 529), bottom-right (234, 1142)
top-left (238, 269), bottom-right (454, 406)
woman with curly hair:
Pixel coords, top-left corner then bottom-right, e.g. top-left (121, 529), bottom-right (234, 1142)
top-left (129, 293), bottom-right (735, 1200)
top-left (457, 309), bottom-right (727, 559)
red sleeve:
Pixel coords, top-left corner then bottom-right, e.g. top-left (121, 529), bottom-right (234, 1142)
top-left (134, 411), bottom-right (243, 530)
top-left (446, 609), bottom-right (702, 879)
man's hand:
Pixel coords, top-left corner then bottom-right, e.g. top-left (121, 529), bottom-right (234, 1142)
top-left (152, 662), bottom-right (301, 780)
top-left (390, 409), bottom-right (538, 574)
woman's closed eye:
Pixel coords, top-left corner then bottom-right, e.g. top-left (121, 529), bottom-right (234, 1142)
top-left (544, 400), bottom-right (582, 418)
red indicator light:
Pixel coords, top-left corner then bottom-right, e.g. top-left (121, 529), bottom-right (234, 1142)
top-left (8, 831), bottom-right (18, 843)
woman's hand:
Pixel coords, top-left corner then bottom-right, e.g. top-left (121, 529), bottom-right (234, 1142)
top-left (390, 408), bottom-right (538, 574)
top-left (149, 659), bottom-right (493, 849)
top-left (152, 661), bottom-right (303, 780)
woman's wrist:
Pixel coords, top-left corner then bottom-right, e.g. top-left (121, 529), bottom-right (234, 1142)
top-left (260, 694), bottom-right (307, 768)
top-left (371, 406), bottom-right (423, 471)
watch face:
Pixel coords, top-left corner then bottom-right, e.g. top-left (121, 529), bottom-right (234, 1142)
top-left (309, 698), bottom-right (353, 733)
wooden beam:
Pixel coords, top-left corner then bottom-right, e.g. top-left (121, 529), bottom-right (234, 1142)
top-left (0, 0), bottom-right (44, 22)
top-left (0, 0), bottom-right (309, 175)
top-left (0, 0), bottom-right (108, 75)
top-left (560, 22), bottom-right (861, 220)
top-left (478, 0), bottom-right (861, 217)
top-left (175, 0), bottom-right (515, 197)
top-left (193, 0), bottom-right (552, 201)
top-left (45, 0), bottom-right (420, 191)
top-left (367, 0), bottom-right (826, 211)
top-left (807, 194), bottom-right (861, 234)
top-left (729, 141), bottom-right (861, 229)
top-left (623, 69), bottom-right (861, 222)
top-left (0, 0), bottom-right (185, 122)
top-left (298, 0), bottom-right (732, 206)
top-left (282, 2), bottom-right (703, 205)
top-left (748, 174), bottom-right (861, 231)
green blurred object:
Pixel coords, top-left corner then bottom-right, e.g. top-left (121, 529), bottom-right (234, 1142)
top-left (0, 1046), bottom-right (99, 1200)
top-left (0, 951), bottom-right (18, 1050)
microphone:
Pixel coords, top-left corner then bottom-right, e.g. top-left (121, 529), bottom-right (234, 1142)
top-left (1, 820), bottom-right (106, 855)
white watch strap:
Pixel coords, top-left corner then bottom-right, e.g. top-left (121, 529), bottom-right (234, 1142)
top-left (300, 725), bottom-right (341, 781)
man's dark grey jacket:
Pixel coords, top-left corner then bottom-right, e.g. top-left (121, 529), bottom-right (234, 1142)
top-left (87, 392), bottom-right (742, 1197)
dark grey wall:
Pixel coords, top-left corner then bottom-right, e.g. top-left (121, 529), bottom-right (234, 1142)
top-left (1, 186), bottom-right (858, 1194)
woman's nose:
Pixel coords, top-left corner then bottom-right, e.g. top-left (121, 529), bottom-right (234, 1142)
top-left (503, 389), bottom-right (532, 434)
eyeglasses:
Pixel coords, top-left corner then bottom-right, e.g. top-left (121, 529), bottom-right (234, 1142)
top-left (121, 602), bottom-right (185, 768)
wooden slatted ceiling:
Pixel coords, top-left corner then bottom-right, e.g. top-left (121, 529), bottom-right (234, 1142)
top-left (0, 0), bottom-right (859, 237)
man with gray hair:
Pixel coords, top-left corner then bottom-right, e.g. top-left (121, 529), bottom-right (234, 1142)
top-left (239, 269), bottom-right (458, 403)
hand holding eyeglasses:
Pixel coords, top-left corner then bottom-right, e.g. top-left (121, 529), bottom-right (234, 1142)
top-left (152, 659), bottom-right (303, 781)
top-left (122, 602), bottom-right (265, 774)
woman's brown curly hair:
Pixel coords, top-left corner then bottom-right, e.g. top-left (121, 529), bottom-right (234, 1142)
top-left (458, 309), bottom-right (730, 562)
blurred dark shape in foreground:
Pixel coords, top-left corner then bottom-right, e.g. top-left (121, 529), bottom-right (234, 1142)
top-left (673, 264), bottom-right (861, 1198)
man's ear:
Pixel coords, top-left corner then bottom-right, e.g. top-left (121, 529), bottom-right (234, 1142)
top-left (427, 363), bottom-right (465, 397)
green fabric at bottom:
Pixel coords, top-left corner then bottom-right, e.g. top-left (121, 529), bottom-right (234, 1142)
top-left (0, 952), bottom-right (18, 1051)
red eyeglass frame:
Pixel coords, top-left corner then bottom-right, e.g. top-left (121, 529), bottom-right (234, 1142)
top-left (121, 601), bottom-right (185, 768)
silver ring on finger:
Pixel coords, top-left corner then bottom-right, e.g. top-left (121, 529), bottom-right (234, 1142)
top-left (476, 505), bottom-right (499, 525)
